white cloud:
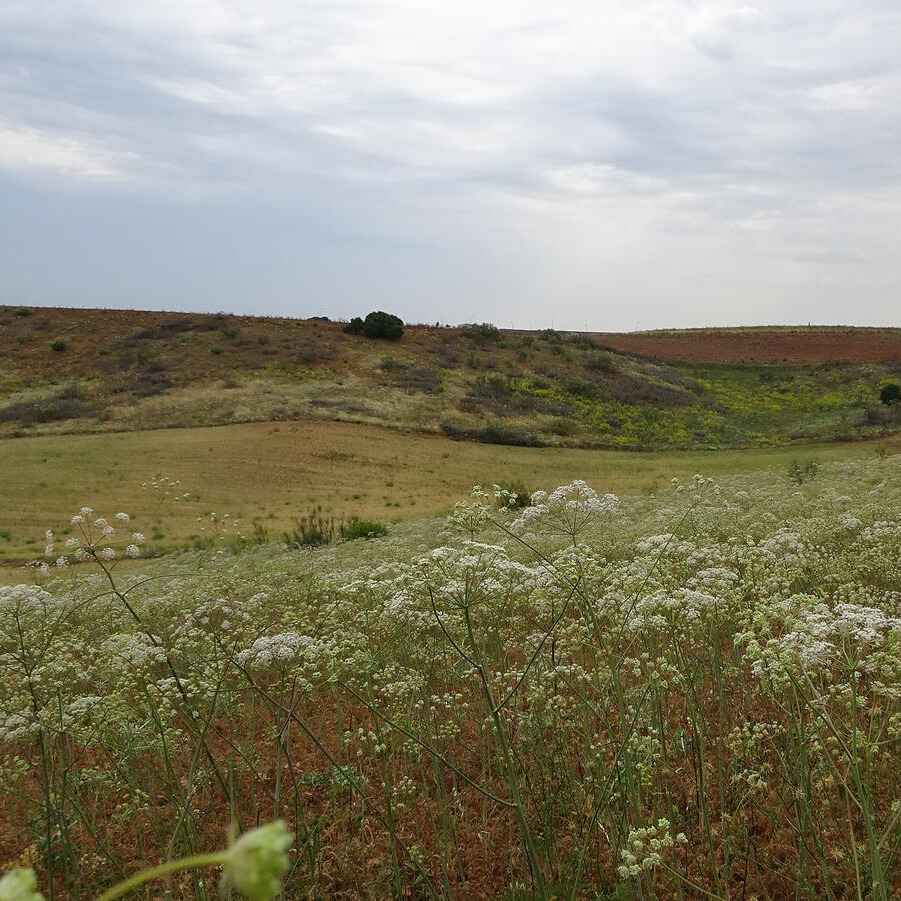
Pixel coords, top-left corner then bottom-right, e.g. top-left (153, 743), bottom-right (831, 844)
top-left (1, 0), bottom-right (900, 326)
top-left (0, 120), bottom-right (134, 180)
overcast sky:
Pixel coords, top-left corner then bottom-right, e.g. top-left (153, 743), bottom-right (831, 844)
top-left (2, 1), bottom-right (900, 330)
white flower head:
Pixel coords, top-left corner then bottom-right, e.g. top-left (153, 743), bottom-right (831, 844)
top-left (0, 868), bottom-right (45, 901)
top-left (221, 821), bottom-right (293, 901)
top-left (115, 512), bottom-right (130, 522)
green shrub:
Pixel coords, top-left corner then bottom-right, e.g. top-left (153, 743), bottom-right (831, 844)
top-left (50, 339), bottom-right (68, 352)
top-left (345, 311), bottom-right (404, 340)
top-left (460, 322), bottom-right (501, 343)
top-left (285, 511), bottom-right (339, 547)
top-left (585, 352), bottom-right (618, 374)
top-left (15, 307), bottom-right (32, 317)
top-left (340, 518), bottom-right (388, 540)
top-left (210, 344), bottom-right (224, 355)
top-left (549, 417), bottom-right (580, 437)
top-left (880, 382), bottom-right (900, 406)
top-left (478, 423), bottom-right (545, 447)
top-left (564, 377), bottom-right (599, 399)
top-left (363, 311), bottom-right (404, 340)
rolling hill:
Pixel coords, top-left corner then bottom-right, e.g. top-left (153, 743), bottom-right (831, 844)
top-left (1, 305), bottom-right (900, 450)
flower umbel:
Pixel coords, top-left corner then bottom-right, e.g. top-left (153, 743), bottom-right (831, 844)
top-left (221, 821), bottom-right (293, 901)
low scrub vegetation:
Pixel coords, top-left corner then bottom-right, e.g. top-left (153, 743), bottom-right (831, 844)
top-left (285, 510), bottom-right (389, 547)
top-left (2, 307), bottom-right (901, 449)
top-left (2, 455), bottom-right (899, 897)
top-left (0, 384), bottom-right (93, 426)
top-left (460, 322), bottom-right (502, 343)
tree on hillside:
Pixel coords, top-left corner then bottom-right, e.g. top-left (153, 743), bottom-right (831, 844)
top-left (460, 322), bottom-right (501, 343)
top-left (344, 311), bottom-right (405, 340)
top-left (344, 316), bottom-right (365, 335)
top-left (880, 383), bottom-right (900, 406)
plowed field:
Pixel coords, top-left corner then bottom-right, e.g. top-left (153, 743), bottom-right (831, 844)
top-left (594, 327), bottom-right (901, 364)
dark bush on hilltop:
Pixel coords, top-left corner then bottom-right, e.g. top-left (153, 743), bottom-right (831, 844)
top-left (881, 383), bottom-right (901, 406)
top-left (345, 311), bottom-right (404, 340)
top-left (50, 339), bottom-right (68, 352)
top-left (461, 322), bottom-right (501, 343)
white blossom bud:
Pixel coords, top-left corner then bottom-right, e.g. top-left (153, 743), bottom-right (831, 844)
top-left (220, 821), bottom-right (293, 901)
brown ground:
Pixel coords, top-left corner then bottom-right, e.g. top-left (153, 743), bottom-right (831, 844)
top-left (4, 306), bottom-right (901, 376)
top-left (592, 326), bottom-right (901, 364)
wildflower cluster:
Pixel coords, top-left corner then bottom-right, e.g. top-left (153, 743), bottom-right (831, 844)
top-left (32, 507), bottom-right (144, 575)
top-left (1, 456), bottom-right (900, 898)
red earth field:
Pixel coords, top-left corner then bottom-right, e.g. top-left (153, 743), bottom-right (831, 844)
top-left (592, 326), bottom-right (901, 365)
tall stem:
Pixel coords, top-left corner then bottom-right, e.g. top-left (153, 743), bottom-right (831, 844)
top-left (95, 852), bottom-right (226, 901)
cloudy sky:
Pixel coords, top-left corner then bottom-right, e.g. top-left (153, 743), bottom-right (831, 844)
top-left (2, 1), bottom-right (900, 329)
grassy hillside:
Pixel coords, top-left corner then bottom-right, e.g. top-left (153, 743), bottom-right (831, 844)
top-left (1, 418), bottom-right (898, 567)
top-left (1, 306), bottom-right (900, 449)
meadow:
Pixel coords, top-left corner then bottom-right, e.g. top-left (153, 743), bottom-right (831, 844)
top-left (1, 448), bottom-right (899, 898)
top-left (1, 419), bottom-right (900, 567)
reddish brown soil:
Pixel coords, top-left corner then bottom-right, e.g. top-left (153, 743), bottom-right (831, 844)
top-left (592, 327), bottom-right (901, 365)
top-left (3, 306), bottom-right (900, 372)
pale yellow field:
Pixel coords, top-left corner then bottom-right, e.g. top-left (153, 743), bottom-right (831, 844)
top-left (1, 419), bottom-right (898, 570)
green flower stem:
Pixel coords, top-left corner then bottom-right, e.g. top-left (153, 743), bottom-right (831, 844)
top-left (95, 852), bottom-right (227, 901)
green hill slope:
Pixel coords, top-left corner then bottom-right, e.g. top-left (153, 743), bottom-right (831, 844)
top-left (1, 306), bottom-right (899, 449)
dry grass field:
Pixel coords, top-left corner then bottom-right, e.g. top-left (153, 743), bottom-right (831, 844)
top-left (2, 418), bottom-right (899, 571)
